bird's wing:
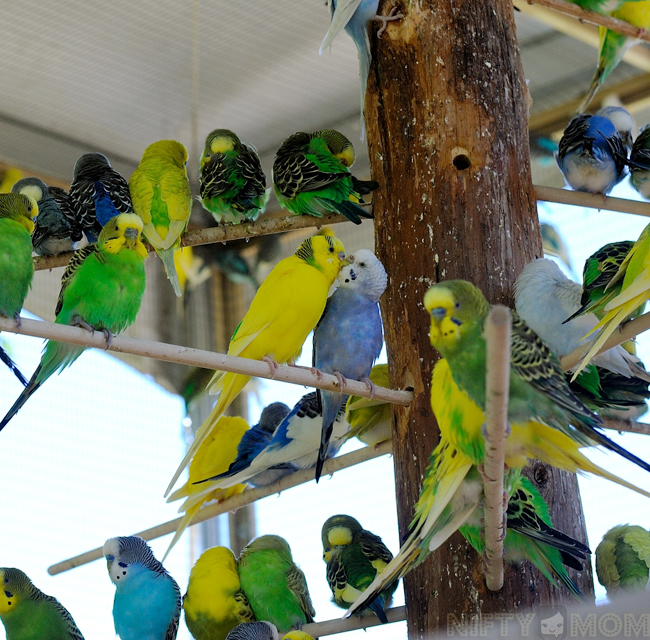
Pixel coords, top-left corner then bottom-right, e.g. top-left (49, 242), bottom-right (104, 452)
top-left (55, 244), bottom-right (98, 316)
top-left (320, 0), bottom-right (363, 52)
top-left (286, 565), bottom-right (316, 622)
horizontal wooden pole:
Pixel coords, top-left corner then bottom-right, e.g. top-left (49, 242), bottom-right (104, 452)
top-left (535, 186), bottom-right (650, 218)
top-left (602, 418), bottom-right (650, 436)
top-left (301, 606), bottom-right (406, 637)
top-left (48, 440), bottom-right (393, 575)
top-left (0, 316), bottom-right (412, 406)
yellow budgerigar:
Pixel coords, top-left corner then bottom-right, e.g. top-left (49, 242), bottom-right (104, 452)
top-left (183, 546), bottom-right (255, 640)
top-left (129, 139), bottom-right (192, 297)
top-left (165, 234), bottom-right (347, 496)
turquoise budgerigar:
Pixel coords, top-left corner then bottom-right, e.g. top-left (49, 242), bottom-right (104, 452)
top-left (322, 514), bottom-right (397, 623)
top-left (104, 536), bottom-right (181, 640)
top-left (199, 129), bottom-right (269, 224)
top-left (237, 535), bottom-right (315, 635)
top-left (129, 140), bottom-right (192, 297)
top-left (272, 130), bottom-right (378, 225)
top-left (596, 524), bottom-right (650, 597)
top-left (312, 249), bottom-right (386, 481)
top-left (69, 152), bottom-right (133, 243)
top-left (319, 1), bottom-right (402, 140)
top-left (225, 622), bottom-right (278, 640)
top-left (0, 192), bottom-right (37, 386)
top-left (0, 568), bottom-right (85, 640)
top-left (0, 213), bottom-right (148, 431)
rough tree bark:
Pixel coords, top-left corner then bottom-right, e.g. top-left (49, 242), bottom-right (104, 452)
top-left (366, 0), bottom-right (594, 637)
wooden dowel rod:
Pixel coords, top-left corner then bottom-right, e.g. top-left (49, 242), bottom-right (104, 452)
top-left (602, 418), bottom-right (650, 436)
top-left (518, 0), bottom-right (650, 42)
top-left (535, 186), bottom-right (650, 218)
top-left (0, 316), bottom-right (412, 406)
top-left (482, 306), bottom-right (512, 592)
top-left (48, 440), bottom-right (393, 575)
top-left (301, 606), bottom-right (406, 637)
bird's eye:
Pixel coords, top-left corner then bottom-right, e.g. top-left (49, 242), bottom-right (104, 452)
top-left (359, 262), bottom-right (365, 267)
top-left (328, 247), bottom-right (334, 253)
top-left (454, 301), bottom-right (460, 309)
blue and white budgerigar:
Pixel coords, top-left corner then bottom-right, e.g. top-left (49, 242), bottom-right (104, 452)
top-left (312, 249), bottom-right (386, 481)
top-left (596, 106), bottom-right (635, 150)
top-left (555, 113), bottom-right (627, 195)
top-left (320, 1), bottom-right (403, 140)
top-left (104, 536), bottom-right (181, 640)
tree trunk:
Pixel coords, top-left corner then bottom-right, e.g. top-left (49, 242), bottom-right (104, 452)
top-left (366, 0), bottom-right (594, 636)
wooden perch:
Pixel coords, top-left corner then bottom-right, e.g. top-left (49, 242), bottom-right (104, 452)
top-left (48, 440), bottom-right (392, 575)
top-left (602, 418), bottom-right (650, 436)
top-left (518, 0), bottom-right (650, 42)
top-left (535, 186), bottom-right (650, 219)
top-left (0, 316), bottom-right (412, 406)
top-left (301, 606), bottom-right (406, 637)
top-left (482, 306), bottom-right (512, 592)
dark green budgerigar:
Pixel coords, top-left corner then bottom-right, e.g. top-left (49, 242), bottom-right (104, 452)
top-left (199, 129), bottom-right (269, 224)
top-left (321, 515), bottom-right (397, 623)
top-left (0, 568), bottom-right (85, 640)
top-left (237, 535), bottom-right (315, 635)
top-left (272, 129), bottom-right (377, 225)
top-left (596, 524), bottom-right (650, 597)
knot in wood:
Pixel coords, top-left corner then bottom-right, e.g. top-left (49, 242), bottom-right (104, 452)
top-left (533, 464), bottom-right (549, 487)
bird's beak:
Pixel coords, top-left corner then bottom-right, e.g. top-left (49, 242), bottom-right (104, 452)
top-left (339, 252), bottom-right (349, 266)
top-left (124, 227), bottom-right (139, 240)
top-left (430, 307), bottom-right (447, 320)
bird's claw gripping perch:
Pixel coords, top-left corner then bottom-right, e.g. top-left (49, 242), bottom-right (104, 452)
top-left (13, 312), bottom-right (21, 330)
top-left (311, 366), bottom-right (324, 382)
top-left (72, 315), bottom-right (95, 335)
top-left (103, 329), bottom-right (113, 349)
top-left (263, 356), bottom-right (279, 379)
top-left (362, 377), bottom-right (376, 399)
top-left (334, 371), bottom-right (348, 392)
top-left (374, 6), bottom-right (404, 37)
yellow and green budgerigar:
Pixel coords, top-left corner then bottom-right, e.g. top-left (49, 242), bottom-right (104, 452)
top-left (282, 632), bottom-right (314, 640)
top-left (596, 524), bottom-right (650, 597)
top-left (344, 363), bottom-right (392, 446)
top-left (164, 416), bottom-right (250, 560)
top-left (183, 546), bottom-right (255, 640)
top-left (129, 139), bottom-right (192, 297)
top-left (165, 234), bottom-right (347, 496)
top-left (0, 568), bottom-right (85, 640)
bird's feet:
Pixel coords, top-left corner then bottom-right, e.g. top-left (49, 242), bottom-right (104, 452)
top-left (373, 6), bottom-right (404, 37)
top-left (13, 312), bottom-right (21, 330)
top-left (102, 329), bottom-right (113, 349)
top-left (262, 356), bottom-right (279, 379)
top-left (311, 366), bottom-right (324, 381)
top-left (361, 377), bottom-right (376, 399)
top-left (72, 315), bottom-right (95, 334)
top-left (333, 371), bottom-right (348, 392)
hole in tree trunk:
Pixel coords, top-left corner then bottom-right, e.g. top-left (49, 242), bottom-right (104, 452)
top-left (453, 154), bottom-right (471, 170)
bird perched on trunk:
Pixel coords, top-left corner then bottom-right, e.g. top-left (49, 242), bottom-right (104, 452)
top-left (596, 524), bottom-right (650, 597)
top-left (129, 140), bottom-right (192, 297)
top-left (322, 514), bottom-right (397, 623)
top-left (104, 536), bottom-right (181, 640)
top-left (272, 130), bottom-right (377, 225)
top-left (237, 535), bottom-right (315, 635)
top-left (312, 249), bottom-right (386, 481)
top-left (319, 1), bottom-right (403, 141)
top-left (0, 193), bottom-right (37, 386)
top-left (225, 622), bottom-right (278, 640)
top-left (69, 153), bottom-right (133, 242)
top-left (0, 568), bottom-right (85, 640)
top-left (12, 177), bottom-right (81, 256)
top-left (0, 214), bottom-right (148, 431)
top-left (165, 234), bottom-right (346, 496)
top-left (199, 129), bottom-right (269, 224)
top-left (630, 124), bottom-right (650, 199)
top-left (183, 547), bottom-right (255, 640)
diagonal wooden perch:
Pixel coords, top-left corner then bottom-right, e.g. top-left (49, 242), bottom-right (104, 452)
top-left (482, 305), bottom-right (512, 592)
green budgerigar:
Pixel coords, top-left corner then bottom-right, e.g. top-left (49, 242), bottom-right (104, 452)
top-left (0, 213), bottom-right (148, 431)
top-left (272, 129), bottom-right (378, 225)
top-left (199, 129), bottom-right (269, 224)
top-left (0, 193), bottom-right (37, 385)
top-left (129, 139), bottom-right (192, 297)
top-left (237, 535), bottom-right (315, 635)
top-left (0, 568), bottom-right (85, 640)
top-left (321, 514), bottom-right (397, 623)
top-left (596, 524), bottom-right (650, 597)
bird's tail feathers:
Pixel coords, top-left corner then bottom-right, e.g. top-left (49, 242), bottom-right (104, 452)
top-left (335, 200), bottom-right (374, 225)
top-left (158, 247), bottom-right (182, 297)
top-left (351, 176), bottom-right (379, 196)
top-left (0, 345), bottom-right (28, 386)
top-left (367, 596), bottom-right (389, 624)
top-left (315, 419), bottom-right (335, 483)
top-left (0, 367), bottom-right (43, 432)
top-left (162, 503), bottom-right (199, 561)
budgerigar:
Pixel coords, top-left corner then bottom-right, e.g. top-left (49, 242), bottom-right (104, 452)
top-left (199, 129), bottom-right (269, 224)
top-left (424, 280), bottom-right (650, 472)
top-left (164, 416), bottom-right (250, 559)
top-left (630, 125), bottom-right (650, 199)
top-left (225, 622), bottom-right (278, 640)
top-left (555, 113), bottom-right (627, 195)
top-left (596, 524), bottom-right (650, 596)
top-left (165, 234), bottom-right (346, 496)
top-left (237, 535), bottom-right (315, 635)
top-left (272, 130), bottom-right (378, 225)
top-left (0, 568), bottom-right (85, 640)
top-left (104, 536), bottom-right (181, 640)
top-left (281, 632), bottom-right (314, 640)
top-left (69, 152), bottom-right (133, 243)
top-left (541, 223), bottom-right (571, 270)
top-left (129, 140), bottom-right (192, 297)
top-left (596, 106), bottom-right (635, 149)
top-left (0, 214), bottom-right (148, 431)
top-left (12, 177), bottom-right (81, 256)
top-left (183, 547), bottom-right (255, 640)
top-left (344, 363), bottom-right (391, 446)
top-left (202, 392), bottom-right (349, 489)
top-left (322, 514), bottom-right (397, 623)
top-left (0, 193), bottom-right (37, 386)
top-left (319, 1), bottom-right (402, 140)
top-left (313, 249), bottom-right (386, 481)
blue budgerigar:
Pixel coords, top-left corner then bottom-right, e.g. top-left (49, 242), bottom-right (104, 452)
top-left (312, 249), bottom-right (386, 482)
top-left (555, 113), bottom-right (627, 195)
top-left (103, 536), bottom-right (181, 640)
top-left (320, 1), bottom-right (403, 140)
top-left (69, 153), bottom-right (133, 243)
